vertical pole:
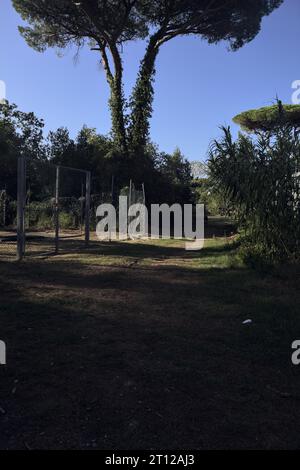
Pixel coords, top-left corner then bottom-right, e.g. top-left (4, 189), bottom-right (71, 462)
top-left (142, 183), bottom-right (145, 205)
top-left (3, 190), bottom-right (6, 227)
top-left (23, 158), bottom-right (26, 254)
top-left (80, 182), bottom-right (84, 234)
top-left (111, 175), bottom-right (114, 202)
top-left (85, 171), bottom-right (91, 247)
top-left (128, 179), bottom-right (132, 234)
top-left (55, 166), bottom-right (60, 254)
top-left (129, 179), bottom-right (132, 208)
top-left (17, 157), bottom-right (25, 261)
top-left (27, 185), bottom-right (31, 230)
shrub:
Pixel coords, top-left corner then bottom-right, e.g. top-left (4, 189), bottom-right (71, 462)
top-left (208, 115), bottom-right (300, 265)
top-left (59, 212), bottom-right (77, 230)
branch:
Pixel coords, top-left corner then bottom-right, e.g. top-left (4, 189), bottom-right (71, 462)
top-left (78, 1), bottom-right (113, 45)
top-left (156, 0), bottom-right (232, 48)
top-left (78, 0), bottom-right (123, 81)
top-left (116, 0), bottom-right (138, 38)
top-left (99, 44), bottom-right (114, 85)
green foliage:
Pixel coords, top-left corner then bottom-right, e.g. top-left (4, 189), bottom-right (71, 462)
top-left (0, 102), bottom-right (194, 208)
top-left (192, 178), bottom-right (229, 216)
top-left (191, 163), bottom-right (234, 216)
top-left (155, 148), bottom-right (193, 204)
top-left (128, 0), bottom-right (283, 149)
top-left (12, 0), bottom-right (147, 51)
top-left (208, 121), bottom-right (300, 265)
top-left (25, 201), bottom-right (54, 230)
top-left (237, 238), bottom-right (274, 272)
top-left (25, 200), bottom-right (83, 231)
top-left (190, 161), bottom-right (208, 179)
top-left (0, 102), bottom-right (45, 198)
top-left (233, 103), bottom-right (300, 132)
top-left (0, 101), bottom-right (45, 159)
top-left (47, 127), bottom-right (75, 163)
top-left (59, 212), bottom-right (77, 230)
top-left (0, 197), bottom-right (17, 228)
top-left (12, 0), bottom-right (147, 152)
top-left (12, 0), bottom-right (283, 153)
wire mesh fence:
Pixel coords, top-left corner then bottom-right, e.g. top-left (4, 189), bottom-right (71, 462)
top-left (24, 161), bottom-right (90, 257)
top-left (0, 158), bottom-right (147, 259)
top-left (0, 189), bottom-right (18, 259)
top-left (90, 180), bottom-right (146, 236)
top-left (90, 191), bottom-right (113, 230)
top-left (0, 157), bottom-right (91, 260)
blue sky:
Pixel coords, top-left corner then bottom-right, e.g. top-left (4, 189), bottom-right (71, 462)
top-left (0, 0), bottom-right (299, 161)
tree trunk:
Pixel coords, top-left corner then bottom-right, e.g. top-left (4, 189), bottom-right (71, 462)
top-left (109, 43), bottom-right (128, 154)
top-left (100, 43), bottom-right (128, 155)
top-left (128, 34), bottom-right (160, 152)
top-left (80, 3), bottom-right (128, 155)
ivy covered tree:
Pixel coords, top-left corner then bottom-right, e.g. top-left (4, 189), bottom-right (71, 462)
top-left (13, 0), bottom-right (283, 157)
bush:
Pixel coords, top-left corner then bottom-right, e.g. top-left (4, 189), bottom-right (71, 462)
top-left (25, 200), bottom-right (82, 231)
top-left (59, 212), bottom-right (77, 230)
top-left (208, 117), bottom-right (300, 265)
top-left (237, 236), bottom-right (275, 271)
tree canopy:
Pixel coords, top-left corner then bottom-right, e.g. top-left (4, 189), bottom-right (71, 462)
top-left (0, 101), bottom-right (193, 204)
top-left (233, 103), bottom-right (300, 132)
top-left (12, 0), bottom-right (283, 154)
top-left (13, 1), bottom-right (283, 52)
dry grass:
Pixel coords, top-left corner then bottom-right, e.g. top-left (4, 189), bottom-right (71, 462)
top-left (0, 219), bottom-right (300, 449)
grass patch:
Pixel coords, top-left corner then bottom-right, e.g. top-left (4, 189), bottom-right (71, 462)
top-left (0, 222), bottom-right (299, 449)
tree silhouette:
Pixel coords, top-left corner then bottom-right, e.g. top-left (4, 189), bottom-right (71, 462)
top-left (13, 0), bottom-right (283, 156)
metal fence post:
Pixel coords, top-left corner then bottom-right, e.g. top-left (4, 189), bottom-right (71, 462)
top-left (3, 190), bottom-right (6, 227)
top-left (55, 166), bottom-right (60, 254)
top-left (17, 157), bottom-right (25, 261)
top-left (85, 171), bottom-right (91, 247)
top-left (111, 174), bottom-right (114, 201)
top-left (129, 179), bottom-right (132, 208)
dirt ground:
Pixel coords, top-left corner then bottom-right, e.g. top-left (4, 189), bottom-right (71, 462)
top-left (0, 218), bottom-right (300, 450)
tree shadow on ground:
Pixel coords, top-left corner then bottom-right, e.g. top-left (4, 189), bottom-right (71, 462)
top-left (0, 255), bottom-right (300, 449)
top-left (21, 234), bottom-right (239, 262)
top-left (1, 216), bottom-right (237, 260)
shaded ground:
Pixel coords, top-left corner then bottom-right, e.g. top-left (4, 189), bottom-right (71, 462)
top-left (0, 218), bottom-right (300, 449)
